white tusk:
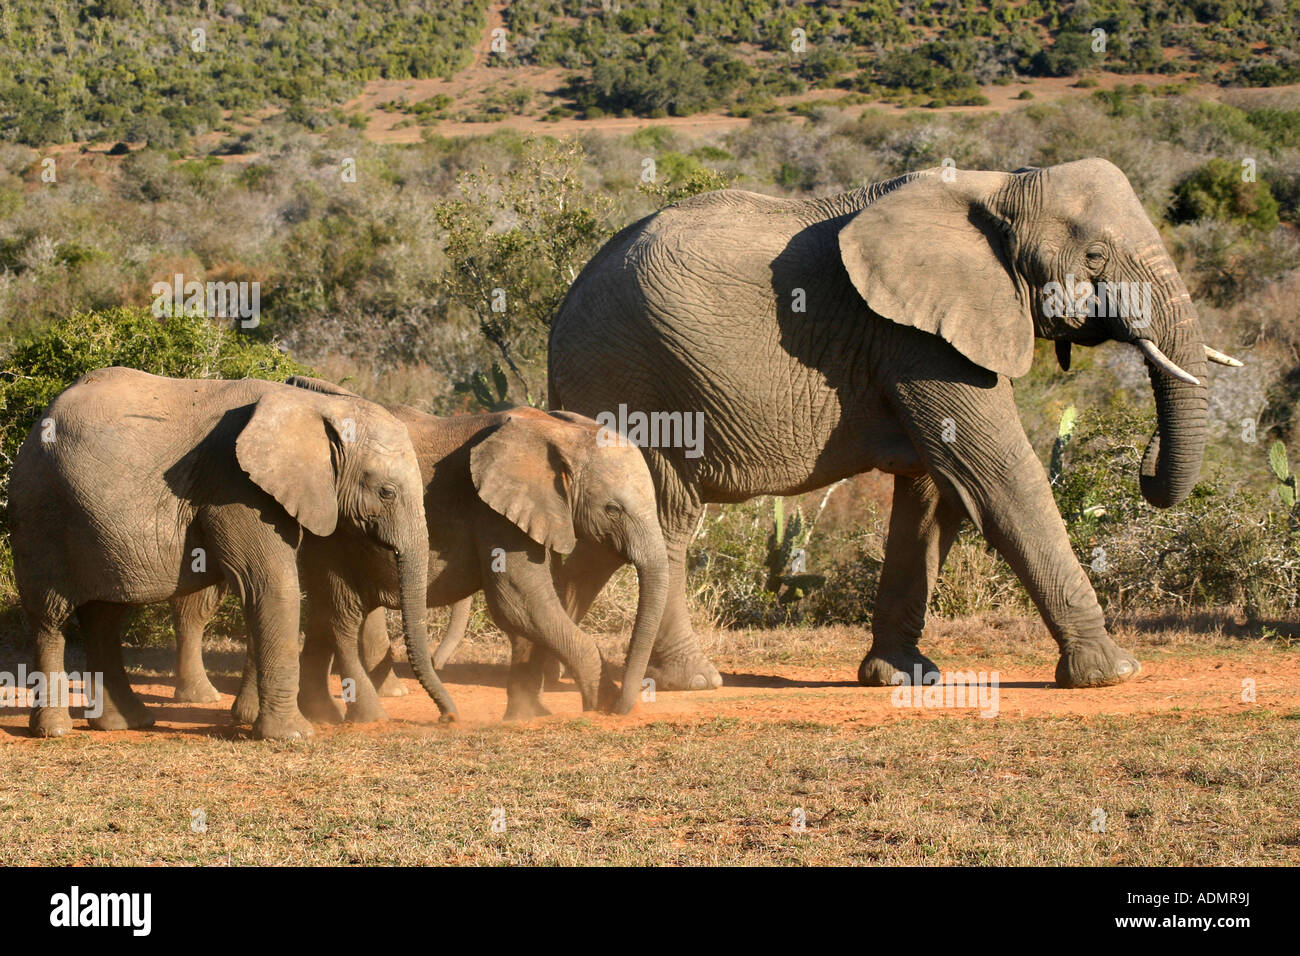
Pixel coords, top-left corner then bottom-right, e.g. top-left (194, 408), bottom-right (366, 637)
top-left (1204, 345), bottom-right (1243, 367)
top-left (1134, 339), bottom-right (1201, 386)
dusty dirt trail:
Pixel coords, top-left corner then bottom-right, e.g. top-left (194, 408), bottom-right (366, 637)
top-left (2, 651), bottom-right (1295, 745)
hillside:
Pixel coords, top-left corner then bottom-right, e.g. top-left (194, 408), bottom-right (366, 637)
top-left (5, 1), bottom-right (1300, 150)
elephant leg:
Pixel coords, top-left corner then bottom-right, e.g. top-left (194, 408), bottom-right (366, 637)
top-left (241, 581), bottom-right (314, 740)
top-left (485, 552), bottom-right (616, 717)
top-left (360, 609), bottom-right (407, 698)
top-left (231, 643), bottom-right (260, 726)
top-left (171, 584), bottom-right (224, 703)
top-left (27, 599), bottom-right (75, 738)
top-left (641, 455), bottom-right (722, 692)
top-left (554, 539), bottom-right (623, 623)
top-left (859, 474), bottom-right (965, 686)
top-left (545, 539), bottom-right (624, 688)
top-left (78, 602), bottom-right (154, 731)
top-left (894, 375), bottom-right (1139, 688)
top-left (297, 598), bottom-right (344, 724)
top-left (502, 632), bottom-right (551, 720)
top-left (337, 606), bottom-right (388, 723)
top-left (431, 596), bottom-right (473, 670)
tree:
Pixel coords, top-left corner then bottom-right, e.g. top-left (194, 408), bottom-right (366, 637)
top-left (433, 138), bottom-right (614, 406)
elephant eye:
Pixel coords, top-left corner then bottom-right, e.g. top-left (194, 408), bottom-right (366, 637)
top-left (1085, 245), bottom-right (1108, 267)
top-left (604, 502), bottom-right (622, 518)
top-left (378, 485), bottom-right (396, 501)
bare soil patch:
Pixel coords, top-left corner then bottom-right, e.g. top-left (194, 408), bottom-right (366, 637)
top-left (3, 618), bottom-right (1294, 743)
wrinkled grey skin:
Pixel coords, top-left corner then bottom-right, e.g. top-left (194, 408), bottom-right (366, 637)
top-left (170, 591), bottom-right (471, 703)
top-left (549, 159), bottom-right (1229, 691)
top-left (174, 381), bottom-right (670, 720)
top-left (10, 367), bottom-right (451, 740)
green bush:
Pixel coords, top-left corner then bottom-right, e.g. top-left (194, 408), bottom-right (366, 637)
top-left (1171, 158), bottom-right (1281, 230)
top-left (1050, 401), bottom-right (1299, 620)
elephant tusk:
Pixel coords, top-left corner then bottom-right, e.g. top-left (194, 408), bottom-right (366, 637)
top-left (1134, 339), bottom-right (1200, 386)
top-left (1204, 345), bottom-right (1243, 367)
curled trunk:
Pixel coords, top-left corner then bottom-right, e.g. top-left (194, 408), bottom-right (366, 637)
top-left (614, 544), bottom-right (670, 715)
top-left (1137, 287), bottom-right (1209, 508)
top-left (397, 549), bottom-right (458, 720)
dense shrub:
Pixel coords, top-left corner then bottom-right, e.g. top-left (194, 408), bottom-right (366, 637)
top-left (1171, 158), bottom-right (1281, 230)
top-left (0, 1), bottom-right (487, 148)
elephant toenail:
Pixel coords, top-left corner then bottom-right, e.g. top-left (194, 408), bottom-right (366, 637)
top-left (689, 674), bottom-right (709, 690)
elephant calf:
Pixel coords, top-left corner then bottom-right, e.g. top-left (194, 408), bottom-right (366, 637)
top-left (9, 368), bottom-right (453, 739)
top-left (174, 378), bottom-right (670, 721)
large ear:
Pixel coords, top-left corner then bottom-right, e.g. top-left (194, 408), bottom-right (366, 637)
top-left (236, 388), bottom-right (341, 537)
top-left (470, 415), bottom-right (581, 555)
top-left (838, 169), bottom-right (1033, 378)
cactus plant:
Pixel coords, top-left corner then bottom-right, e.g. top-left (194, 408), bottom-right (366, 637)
top-left (1050, 404), bottom-right (1077, 485)
top-left (1270, 441), bottom-right (1297, 511)
top-left (764, 497), bottom-right (825, 605)
top-left (455, 360), bottom-right (513, 412)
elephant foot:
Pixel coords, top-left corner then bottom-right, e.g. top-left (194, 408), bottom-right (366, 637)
top-left (344, 701), bottom-right (388, 724)
top-left (30, 707), bottom-right (73, 738)
top-left (645, 652), bottom-right (722, 692)
top-left (230, 689), bottom-right (260, 727)
top-left (374, 670), bottom-right (408, 698)
top-left (503, 694), bottom-right (551, 721)
top-left (88, 706), bottom-right (156, 732)
top-left (1056, 638), bottom-right (1141, 688)
top-left (858, 645), bottom-right (940, 687)
top-left (88, 685), bottom-right (156, 731)
top-left (174, 679), bottom-right (222, 704)
top-left (253, 711), bottom-right (315, 741)
top-left (298, 689), bottom-right (344, 724)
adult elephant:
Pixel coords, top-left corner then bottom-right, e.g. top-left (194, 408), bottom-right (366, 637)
top-left (173, 380), bottom-right (669, 721)
top-left (548, 158), bottom-right (1239, 691)
top-left (9, 367), bottom-right (453, 739)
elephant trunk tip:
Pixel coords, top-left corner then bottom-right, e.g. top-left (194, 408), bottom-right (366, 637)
top-left (1139, 429), bottom-right (1199, 509)
top-left (1139, 475), bottom-right (1188, 509)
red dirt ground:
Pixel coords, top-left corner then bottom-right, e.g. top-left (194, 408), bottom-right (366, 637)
top-left (2, 652), bottom-right (1295, 745)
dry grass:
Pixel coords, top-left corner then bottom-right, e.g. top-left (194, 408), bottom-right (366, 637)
top-left (2, 612), bottom-right (1297, 866)
top-left (3, 709), bottom-right (1297, 865)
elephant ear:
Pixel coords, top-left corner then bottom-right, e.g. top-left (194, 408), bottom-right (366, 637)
top-left (838, 170), bottom-right (1032, 378)
top-left (470, 414), bottom-right (582, 555)
top-left (236, 388), bottom-right (341, 538)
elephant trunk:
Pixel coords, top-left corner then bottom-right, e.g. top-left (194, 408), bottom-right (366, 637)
top-left (1137, 283), bottom-right (1209, 509)
top-left (614, 537), bottom-right (670, 715)
top-left (396, 548), bottom-right (458, 721)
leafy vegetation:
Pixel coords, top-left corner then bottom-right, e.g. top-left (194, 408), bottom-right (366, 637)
top-left (433, 138), bottom-right (613, 406)
top-left (0, 0), bottom-right (487, 147)
top-left (1171, 157), bottom-right (1280, 229)
top-left (499, 0), bottom-right (1300, 118)
top-left (7, 1), bottom-right (1300, 147)
top-left (3, 74), bottom-right (1300, 633)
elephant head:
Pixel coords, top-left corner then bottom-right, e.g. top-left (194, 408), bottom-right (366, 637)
top-left (839, 157), bottom-right (1239, 508)
top-left (470, 408), bottom-right (669, 714)
top-left (237, 383), bottom-right (455, 718)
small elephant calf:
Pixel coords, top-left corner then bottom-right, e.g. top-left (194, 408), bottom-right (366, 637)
top-left (174, 377), bottom-right (670, 721)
